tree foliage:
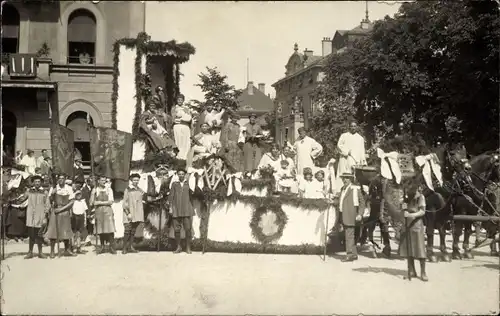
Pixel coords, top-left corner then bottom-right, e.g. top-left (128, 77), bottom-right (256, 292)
top-left (312, 0), bottom-right (499, 156)
top-left (193, 67), bottom-right (242, 112)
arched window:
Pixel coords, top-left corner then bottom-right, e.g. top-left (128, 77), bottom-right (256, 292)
top-left (66, 111), bottom-right (93, 163)
top-left (67, 9), bottom-right (96, 64)
top-left (2, 4), bottom-right (20, 54)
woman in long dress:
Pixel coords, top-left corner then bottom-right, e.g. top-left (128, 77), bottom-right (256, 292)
top-left (90, 176), bottom-right (116, 255)
top-left (45, 174), bottom-right (76, 258)
top-left (172, 94), bottom-right (192, 160)
top-left (399, 182), bottom-right (428, 281)
top-left (220, 113), bottom-right (244, 171)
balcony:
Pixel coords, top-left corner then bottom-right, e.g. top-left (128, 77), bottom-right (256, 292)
top-left (49, 56), bottom-right (113, 77)
top-left (1, 53), bottom-right (56, 89)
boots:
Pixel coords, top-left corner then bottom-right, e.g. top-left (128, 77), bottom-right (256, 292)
top-left (185, 233), bottom-right (192, 254)
top-left (420, 259), bottom-right (428, 281)
top-left (63, 240), bottom-right (77, 257)
top-left (409, 259), bottom-right (417, 278)
top-left (121, 235), bottom-right (129, 255)
top-left (109, 235), bottom-right (117, 255)
top-left (129, 236), bottom-right (139, 253)
top-left (37, 241), bottom-right (47, 259)
top-left (173, 232), bottom-right (182, 253)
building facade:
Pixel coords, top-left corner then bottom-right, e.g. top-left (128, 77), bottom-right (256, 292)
top-left (236, 81), bottom-right (274, 128)
top-left (272, 18), bottom-right (372, 146)
top-left (1, 1), bottom-right (145, 165)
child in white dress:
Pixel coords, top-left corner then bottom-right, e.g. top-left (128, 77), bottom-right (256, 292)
top-left (299, 168), bottom-right (325, 199)
top-left (275, 159), bottom-right (296, 193)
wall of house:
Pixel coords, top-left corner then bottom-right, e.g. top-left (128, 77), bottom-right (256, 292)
top-left (273, 67), bottom-right (322, 144)
top-left (13, 1), bottom-right (144, 65)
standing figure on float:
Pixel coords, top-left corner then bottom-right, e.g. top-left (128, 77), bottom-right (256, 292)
top-left (336, 121), bottom-right (367, 188)
top-left (171, 94), bottom-right (192, 160)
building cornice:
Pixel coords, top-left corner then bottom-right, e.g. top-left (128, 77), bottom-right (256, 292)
top-left (271, 58), bottom-right (325, 88)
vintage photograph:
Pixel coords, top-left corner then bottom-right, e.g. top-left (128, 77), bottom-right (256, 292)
top-left (1, 0), bottom-right (499, 315)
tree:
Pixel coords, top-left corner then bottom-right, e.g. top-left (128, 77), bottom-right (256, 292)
top-left (193, 67), bottom-right (242, 112)
top-left (313, 0), bottom-right (499, 155)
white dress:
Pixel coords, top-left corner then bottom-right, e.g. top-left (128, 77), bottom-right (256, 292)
top-left (275, 167), bottom-right (296, 191)
top-left (204, 109), bottom-right (226, 140)
top-left (172, 105), bottom-right (192, 160)
top-left (298, 179), bottom-right (326, 199)
top-left (293, 136), bottom-right (323, 176)
top-left (336, 132), bottom-right (367, 188)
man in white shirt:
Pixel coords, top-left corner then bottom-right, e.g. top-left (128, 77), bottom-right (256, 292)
top-left (293, 127), bottom-right (323, 176)
top-left (336, 122), bottom-right (367, 188)
top-left (19, 149), bottom-right (37, 175)
top-left (36, 149), bottom-right (49, 168)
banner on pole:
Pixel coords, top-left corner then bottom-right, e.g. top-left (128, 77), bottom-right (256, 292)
top-left (50, 123), bottom-right (75, 178)
top-left (90, 127), bottom-right (133, 181)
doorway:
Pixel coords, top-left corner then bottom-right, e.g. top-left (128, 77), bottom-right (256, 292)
top-left (66, 111), bottom-right (93, 171)
top-left (2, 110), bottom-right (17, 161)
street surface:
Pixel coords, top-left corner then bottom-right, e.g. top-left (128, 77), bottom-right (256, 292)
top-left (1, 235), bottom-right (498, 315)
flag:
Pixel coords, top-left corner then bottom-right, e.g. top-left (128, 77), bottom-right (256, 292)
top-left (50, 123), bottom-right (75, 178)
top-left (90, 127), bottom-right (133, 181)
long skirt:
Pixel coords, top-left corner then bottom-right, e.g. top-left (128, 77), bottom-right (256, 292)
top-left (173, 124), bottom-right (191, 160)
top-left (45, 210), bottom-right (73, 240)
top-left (95, 205), bottom-right (116, 234)
top-left (6, 207), bottom-right (27, 237)
top-left (243, 142), bottom-right (262, 172)
top-left (223, 141), bottom-right (243, 172)
top-left (398, 222), bottom-right (426, 259)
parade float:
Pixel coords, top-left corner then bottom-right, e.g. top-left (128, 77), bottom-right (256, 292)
top-left (110, 32), bottom-right (334, 254)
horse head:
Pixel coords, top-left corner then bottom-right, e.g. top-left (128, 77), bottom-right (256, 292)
top-left (441, 142), bottom-right (469, 180)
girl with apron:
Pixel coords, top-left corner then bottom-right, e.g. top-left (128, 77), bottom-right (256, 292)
top-left (90, 176), bottom-right (116, 254)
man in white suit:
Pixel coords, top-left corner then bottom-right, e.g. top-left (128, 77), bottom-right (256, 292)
top-left (336, 121), bottom-right (367, 188)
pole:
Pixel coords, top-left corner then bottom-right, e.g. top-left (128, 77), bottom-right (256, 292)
top-left (246, 58), bottom-right (249, 83)
top-left (202, 202), bottom-right (210, 254)
top-left (157, 202), bottom-right (162, 252)
top-left (88, 120), bottom-right (98, 252)
top-left (323, 205), bottom-right (330, 261)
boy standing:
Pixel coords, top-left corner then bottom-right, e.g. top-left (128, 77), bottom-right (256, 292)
top-left (122, 173), bottom-right (146, 254)
top-left (25, 175), bottom-right (49, 259)
top-left (168, 169), bottom-right (195, 254)
top-left (71, 190), bottom-right (88, 254)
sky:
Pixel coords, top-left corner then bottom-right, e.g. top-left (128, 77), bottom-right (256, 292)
top-left (146, 1), bottom-right (402, 102)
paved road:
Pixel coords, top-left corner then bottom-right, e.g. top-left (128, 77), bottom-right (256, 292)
top-left (1, 239), bottom-right (498, 315)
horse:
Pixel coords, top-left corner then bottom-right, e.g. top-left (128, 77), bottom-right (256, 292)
top-left (467, 150), bottom-right (500, 256)
top-left (415, 142), bottom-right (469, 263)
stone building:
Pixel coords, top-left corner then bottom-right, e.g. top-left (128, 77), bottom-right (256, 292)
top-left (1, 1), bottom-right (145, 166)
top-left (272, 17), bottom-right (372, 146)
top-left (236, 81), bottom-right (274, 128)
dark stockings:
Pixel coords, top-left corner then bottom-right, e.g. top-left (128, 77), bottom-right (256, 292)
top-left (122, 222), bottom-right (140, 254)
top-left (409, 258), bottom-right (428, 281)
top-left (173, 217), bottom-right (192, 254)
top-left (25, 227), bottom-right (45, 259)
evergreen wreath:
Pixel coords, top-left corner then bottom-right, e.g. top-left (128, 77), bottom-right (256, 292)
top-left (249, 202), bottom-right (288, 244)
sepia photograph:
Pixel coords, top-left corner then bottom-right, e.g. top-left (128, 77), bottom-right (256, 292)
top-left (0, 0), bottom-right (499, 315)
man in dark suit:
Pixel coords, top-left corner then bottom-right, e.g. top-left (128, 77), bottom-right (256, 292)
top-left (338, 172), bottom-right (365, 262)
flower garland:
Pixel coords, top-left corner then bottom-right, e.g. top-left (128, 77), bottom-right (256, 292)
top-left (175, 63), bottom-right (181, 100)
top-left (249, 202), bottom-right (288, 244)
top-left (110, 31), bottom-right (196, 139)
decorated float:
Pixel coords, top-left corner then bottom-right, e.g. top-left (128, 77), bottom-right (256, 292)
top-left (109, 32), bottom-right (334, 254)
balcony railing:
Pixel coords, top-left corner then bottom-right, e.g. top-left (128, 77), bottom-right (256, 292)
top-left (1, 53), bottom-right (38, 78)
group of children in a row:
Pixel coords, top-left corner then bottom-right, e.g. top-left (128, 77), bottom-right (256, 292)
top-left (273, 158), bottom-right (334, 199)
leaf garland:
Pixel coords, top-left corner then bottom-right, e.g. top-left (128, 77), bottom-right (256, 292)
top-left (110, 31), bottom-right (196, 139)
top-left (249, 203), bottom-right (288, 244)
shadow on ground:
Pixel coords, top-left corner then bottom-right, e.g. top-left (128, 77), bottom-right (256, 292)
top-left (352, 266), bottom-right (407, 279)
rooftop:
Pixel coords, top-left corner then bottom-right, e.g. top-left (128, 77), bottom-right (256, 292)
top-left (237, 81), bottom-right (274, 114)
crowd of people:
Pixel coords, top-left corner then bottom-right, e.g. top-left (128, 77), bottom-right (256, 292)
top-left (2, 90), bottom-right (431, 281)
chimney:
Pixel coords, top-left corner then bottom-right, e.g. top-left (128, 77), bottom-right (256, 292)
top-left (303, 49), bottom-right (313, 59)
top-left (247, 81), bottom-right (254, 95)
top-left (258, 83), bottom-right (265, 94)
top-left (321, 37), bottom-right (332, 56)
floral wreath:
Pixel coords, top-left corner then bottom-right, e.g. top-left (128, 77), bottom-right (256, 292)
top-left (249, 202), bottom-right (288, 244)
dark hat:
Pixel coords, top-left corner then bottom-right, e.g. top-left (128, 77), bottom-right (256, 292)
top-left (340, 172), bottom-right (354, 178)
top-left (249, 113), bottom-right (257, 119)
top-left (31, 175), bottom-right (43, 182)
top-left (129, 173), bottom-right (141, 180)
top-left (303, 167), bottom-right (313, 175)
